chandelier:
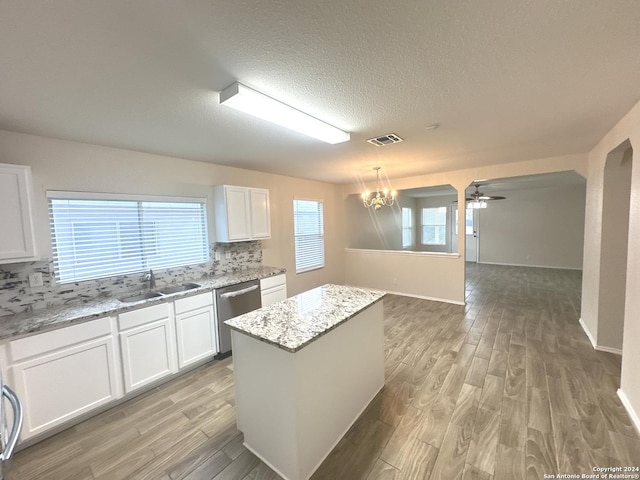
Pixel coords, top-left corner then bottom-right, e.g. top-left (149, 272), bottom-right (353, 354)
top-left (361, 167), bottom-right (396, 210)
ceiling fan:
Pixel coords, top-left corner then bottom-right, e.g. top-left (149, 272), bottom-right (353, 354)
top-left (465, 183), bottom-right (506, 209)
top-left (466, 183), bottom-right (506, 202)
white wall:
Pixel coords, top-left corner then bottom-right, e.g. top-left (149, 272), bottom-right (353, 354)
top-left (0, 130), bottom-right (346, 297)
top-left (580, 97), bottom-right (640, 432)
top-left (344, 249), bottom-right (464, 304)
top-left (596, 147), bottom-right (632, 351)
top-left (477, 183), bottom-right (586, 269)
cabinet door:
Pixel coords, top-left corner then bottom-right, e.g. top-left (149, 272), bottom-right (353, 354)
top-left (175, 305), bottom-right (217, 369)
top-left (261, 285), bottom-right (288, 307)
top-left (10, 336), bottom-right (120, 440)
top-left (225, 186), bottom-right (251, 241)
top-left (120, 318), bottom-right (177, 393)
top-left (250, 188), bottom-right (271, 239)
top-left (0, 164), bottom-right (37, 263)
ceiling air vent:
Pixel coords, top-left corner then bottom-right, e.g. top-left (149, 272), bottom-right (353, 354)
top-left (366, 133), bottom-right (403, 147)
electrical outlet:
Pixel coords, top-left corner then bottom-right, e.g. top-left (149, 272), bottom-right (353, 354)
top-left (225, 251), bottom-right (232, 260)
top-left (214, 251), bottom-right (220, 261)
top-left (28, 272), bottom-right (44, 288)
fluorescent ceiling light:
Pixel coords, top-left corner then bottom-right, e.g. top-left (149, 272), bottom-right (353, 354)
top-left (219, 83), bottom-right (350, 144)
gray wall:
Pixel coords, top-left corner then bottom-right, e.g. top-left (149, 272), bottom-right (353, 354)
top-left (345, 193), bottom-right (416, 250)
top-left (346, 190), bottom-right (459, 253)
top-left (478, 182), bottom-right (586, 269)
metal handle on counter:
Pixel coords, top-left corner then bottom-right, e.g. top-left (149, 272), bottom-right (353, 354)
top-left (220, 285), bottom-right (259, 299)
top-left (1, 385), bottom-right (23, 461)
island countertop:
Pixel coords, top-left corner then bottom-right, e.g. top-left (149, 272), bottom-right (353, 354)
top-left (225, 284), bottom-right (386, 353)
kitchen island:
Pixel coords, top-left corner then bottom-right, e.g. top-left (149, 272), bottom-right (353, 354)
top-left (225, 284), bottom-right (386, 480)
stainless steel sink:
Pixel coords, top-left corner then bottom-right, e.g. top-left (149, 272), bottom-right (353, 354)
top-left (119, 291), bottom-right (164, 303)
top-left (159, 283), bottom-right (201, 295)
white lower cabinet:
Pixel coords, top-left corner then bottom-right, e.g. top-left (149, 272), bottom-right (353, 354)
top-left (8, 317), bottom-right (122, 441)
top-left (175, 292), bottom-right (217, 370)
top-left (118, 303), bottom-right (177, 393)
top-left (260, 274), bottom-right (287, 307)
top-left (2, 284), bottom-right (246, 443)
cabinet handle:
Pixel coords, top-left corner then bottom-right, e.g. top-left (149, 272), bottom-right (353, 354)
top-left (1, 385), bottom-right (23, 460)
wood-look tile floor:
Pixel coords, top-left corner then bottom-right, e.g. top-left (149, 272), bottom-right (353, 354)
top-left (8, 264), bottom-right (640, 479)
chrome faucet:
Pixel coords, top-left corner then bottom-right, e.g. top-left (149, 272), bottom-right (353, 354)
top-left (144, 269), bottom-right (156, 290)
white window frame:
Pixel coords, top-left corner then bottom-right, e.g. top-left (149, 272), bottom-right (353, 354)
top-left (401, 207), bottom-right (413, 248)
top-left (421, 207), bottom-right (447, 246)
top-left (47, 191), bottom-right (209, 283)
top-left (293, 198), bottom-right (325, 274)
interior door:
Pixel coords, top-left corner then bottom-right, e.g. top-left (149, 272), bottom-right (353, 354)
top-left (465, 208), bottom-right (478, 262)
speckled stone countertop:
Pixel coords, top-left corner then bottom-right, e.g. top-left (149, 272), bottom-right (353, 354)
top-left (225, 284), bottom-right (386, 353)
top-left (0, 266), bottom-right (285, 341)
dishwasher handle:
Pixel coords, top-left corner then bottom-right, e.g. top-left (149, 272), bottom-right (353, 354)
top-left (1, 385), bottom-right (23, 461)
top-left (220, 284), bottom-right (259, 299)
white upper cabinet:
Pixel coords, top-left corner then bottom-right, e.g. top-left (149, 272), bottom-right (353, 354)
top-left (249, 188), bottom-right (271, 239)
top-left (0, 163), bottom-right (37, 263)
top-left (214, 185), bottom-right (271, 242)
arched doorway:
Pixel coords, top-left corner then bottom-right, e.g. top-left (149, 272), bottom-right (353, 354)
top-left (596, 141), bottom-right (633, 352)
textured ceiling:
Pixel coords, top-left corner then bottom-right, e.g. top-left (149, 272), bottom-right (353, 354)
top-left (1, 1), bottom-right (639, 184)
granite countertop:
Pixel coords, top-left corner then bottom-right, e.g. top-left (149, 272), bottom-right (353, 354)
top-left (225, 284), bottom-right (386, 353)
top-left (0, 266), bottom-right (286, 341)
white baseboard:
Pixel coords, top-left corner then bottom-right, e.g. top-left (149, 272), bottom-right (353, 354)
top-left (595, 345), bottom-right (623, 355)
top-left (617, 389), bottom-right (640, 436)
top-left (579, 318), bottom-right (597, 348)
top-left (476, 260), bottom-right (582, 271)
top-left (578, 318), bottom-right (623, 355)
top-left (382, 289), bottom-right (466, 306)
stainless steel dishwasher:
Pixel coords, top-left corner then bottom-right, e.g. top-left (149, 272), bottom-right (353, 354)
top-left (215, 279), bottom-right (261, 359)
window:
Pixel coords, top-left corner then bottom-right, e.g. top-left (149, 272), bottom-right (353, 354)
top-left (48, 192), bottom-right (208, 283)
top-left (401, 207), bottom-right (413, 248)
top-left (465, 208), bottom-right (475, 235)
top-left (421, 207), bottom-right (447, 245)
top-left (293, 199), bottom-right (324, 273)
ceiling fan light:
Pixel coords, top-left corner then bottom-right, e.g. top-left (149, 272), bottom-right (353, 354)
top-left (467, 200), bottom-right (487, 209)
top-left (220, 83), bottom-right (350, 144)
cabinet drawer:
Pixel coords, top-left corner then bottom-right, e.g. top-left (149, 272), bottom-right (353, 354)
top-left (260, 274), bottom-right (286, 291)
top-left (118, 302), bottom-right (170, 331)
top-left (261, 285), bottom-right (287, 307)
top-left (9, 317), bottom-right (113, 362)
top-left (174, 292), bottom-right (213, 315)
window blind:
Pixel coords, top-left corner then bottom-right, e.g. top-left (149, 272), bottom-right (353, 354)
top-left (48, 195), bottom-right (208, 283)
top-left (293, 199), bottom-right (324, 273)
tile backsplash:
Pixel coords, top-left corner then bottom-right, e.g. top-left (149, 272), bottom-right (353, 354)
top-left (0, 241), bottom-right (262, 317)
